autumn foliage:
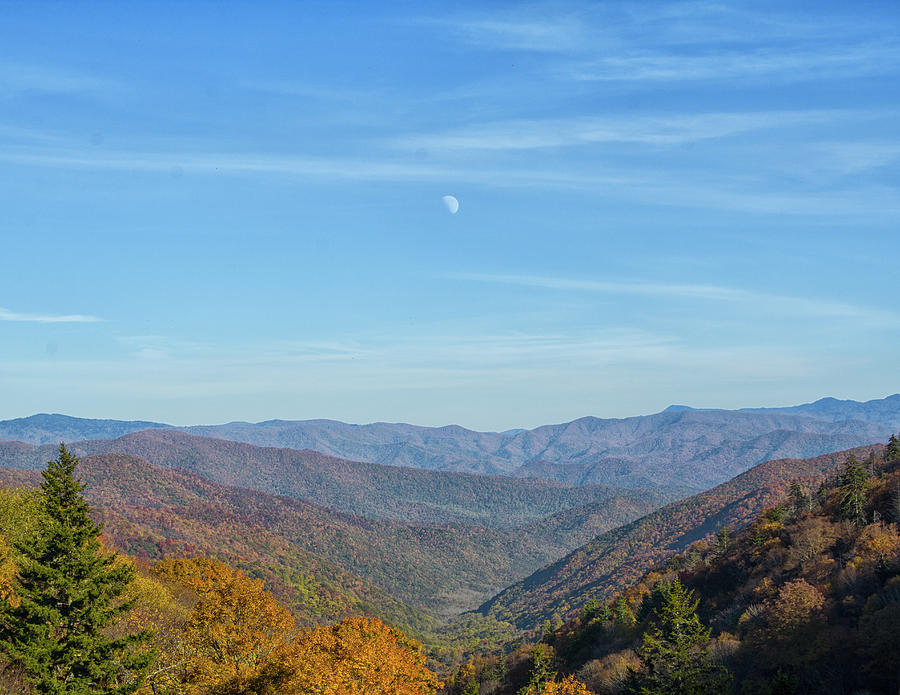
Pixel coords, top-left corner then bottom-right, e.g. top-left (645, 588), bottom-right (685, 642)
top-left (251, 616), bottom-right (442, 694)
top-left (0, 477), bottom-right (443, 695)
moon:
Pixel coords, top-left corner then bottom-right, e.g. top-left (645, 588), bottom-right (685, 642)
top-left (442, 195), bottom-right (459, 214)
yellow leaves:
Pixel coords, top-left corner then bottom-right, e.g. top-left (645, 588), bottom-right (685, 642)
top-left (752, 576), bottom-right (777, 601)
top-left (758, 521), bottom-right (784, 536)
top-left (154, 556), bottom-right (236, 593)
top-left (855, 523), bottom-right (900, 567)
top-left (541, 675), bottom-right (595, 694)
top-left (269, 616), bottom-right (442, 695)
top-left (150, 557), bottom-right (296, 692)
top-left (0, 534), bottom-right (19, 607)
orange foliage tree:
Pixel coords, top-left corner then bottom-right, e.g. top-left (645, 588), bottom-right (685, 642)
top-left (152, 557), bottom-right (295, 693)
top-left (256, 616), bottom-right (442, 695)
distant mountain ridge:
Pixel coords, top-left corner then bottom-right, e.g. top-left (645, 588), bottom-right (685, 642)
top-left (1, 394), bottom-right (897, 490)
top-left (0, 413), bottom-right (170, 445)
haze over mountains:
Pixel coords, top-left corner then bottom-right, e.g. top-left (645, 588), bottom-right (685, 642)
top-left (1, 394), bottom-right (898, 490)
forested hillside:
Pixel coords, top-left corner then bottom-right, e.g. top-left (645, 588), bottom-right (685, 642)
top-left (0, 432), bottom-right (673, 527)
top-left (448, 436), bottom-right (900, 695)
top-left (0, 457), bottom-right (444, 694)
top-left (480, 444), bottom-right (884, 630)
top-left (0, 452), bottom-right (663, 627)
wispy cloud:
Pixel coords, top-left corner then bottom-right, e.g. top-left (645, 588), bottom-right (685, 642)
top-left (0, 148), bottom-right (450, 181)
top-left (566, 43), bottom-right (900, 83)
top-left (429, 3), bottom-right (899, 86)
top-left (0, 63), bottom-right (120, 97)
top-left (394, 110), bottom-right (849, 152)
top-left (0, 307), bottom-right (104, 323)
top-left (2, 141), bottom-right (897, 219)
top-left (420, 14), bottom-right (586, 53)
top-left (452, 273), bottom-right (900, 326)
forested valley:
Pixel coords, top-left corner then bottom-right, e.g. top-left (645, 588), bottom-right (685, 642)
top-left (0, 427), bottom-right (899, 693)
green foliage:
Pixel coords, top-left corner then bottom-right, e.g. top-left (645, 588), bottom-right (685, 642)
top-left (839, 454), bottom-right (869, 525)
top-left (517, 644), bottom-right (555, 695)
top-left (886, 433), bottom-right (900, 462)
top-left (614, 595), bottom-right (635, 627)
top-left (625, 576), bottom-right (731, 695)
top-left (596, 602), bottom-right (612, 624)
top-left (764, 504), bottom-right (787, 523)
top-left (714, 525), bottom-right (731, 557)
top-left (0, 445), bottom-right (153, 694)
top-left (579, 597), bottom-right (599, 622)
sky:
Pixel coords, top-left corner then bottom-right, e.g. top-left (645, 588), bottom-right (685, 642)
top-left (1, 1), bottom-right (898, 430)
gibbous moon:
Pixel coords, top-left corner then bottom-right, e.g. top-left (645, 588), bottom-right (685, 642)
top-left (442, 195), bottom-right (460, 214)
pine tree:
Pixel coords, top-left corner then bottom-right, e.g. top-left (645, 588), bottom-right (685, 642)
top-left (886, 433), bottom-right (900, 462)
top-left (839, 454), bottom-right (869, 526)
top-left (518, 645), bottom-right (555, 695)
top-left (713, 525), bottom-right (730, 558)
top-left (788, 480), bottom-right (811, 520)
top-left (0, 445), bottom-right (153, 694)
top-left (625, 576), bottom-right (731, 695)
top-left (580, 596), bottom-right (599, 622)
top-left (614, 595), bottom-right (635, 627)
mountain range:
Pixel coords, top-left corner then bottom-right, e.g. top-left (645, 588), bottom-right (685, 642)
top-left (1, 394), bottom-right (898, 490)
top-left (0, 395), bottom-right (897, 655)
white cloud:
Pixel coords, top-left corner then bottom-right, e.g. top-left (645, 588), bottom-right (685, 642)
top-left (0, 307), bottom-right (104, 323)
top-left (452, 273), bottom-right (900, 326)
top-left (394, 110), bottom-right (848, 152)
top-left (0, 148), bottom-right (451, 181)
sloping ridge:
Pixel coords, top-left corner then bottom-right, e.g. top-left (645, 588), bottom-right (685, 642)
top-left (0, 444), bottom-right (668, 620)
top-left (0, 429), bottom-right (671, 527)
top-left (478, 443), bottom-right (885, 630)
top-left (0, 454), bottom-right (431, 636)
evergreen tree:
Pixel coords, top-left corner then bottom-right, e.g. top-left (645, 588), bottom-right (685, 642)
top-left (713, 525), bottom-right (731, 558)
top-left (788, 480), bottom-right (811, 520)
top-left (517, 645), bottom-right (555, 695)
top-left (625, 576), bottom-right (731, 695)
top-left (0, 445), bottom-right (153, 694)
top-left (596, 602), bottom-right (613, 624)
top-left (839, 454), bottom-right (869, 526)
top-left (886, 433), bottom-right (900, 462)
top-left (614, 595), bottom-right (635, 627)
top-left (580, 597), bottom-right (599, 622)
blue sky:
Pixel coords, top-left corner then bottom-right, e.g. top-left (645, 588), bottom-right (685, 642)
top-left (1, 1), bottom-right (898, 429)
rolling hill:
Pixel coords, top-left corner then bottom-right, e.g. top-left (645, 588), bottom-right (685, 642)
top-left (0, 449), bottom-right (666, 619)
top-left (0, 430), bottom-right (673, 527)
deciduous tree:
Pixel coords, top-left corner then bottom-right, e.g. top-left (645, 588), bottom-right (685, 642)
top-left (256, 616), bottom-right (441, 695)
